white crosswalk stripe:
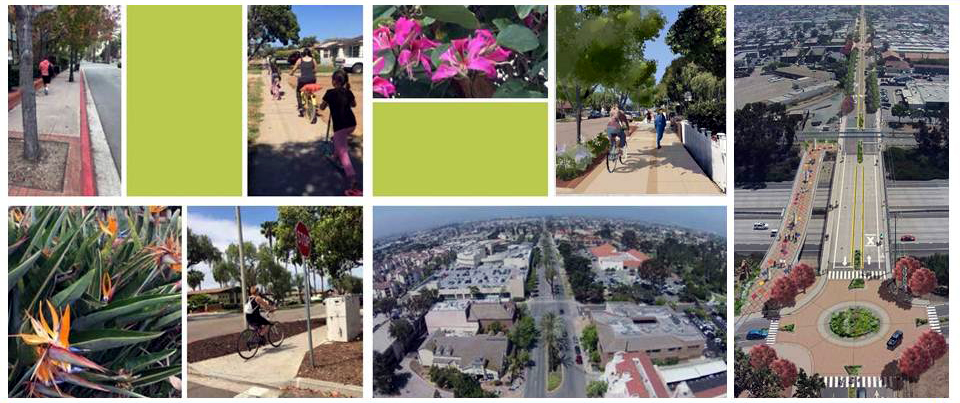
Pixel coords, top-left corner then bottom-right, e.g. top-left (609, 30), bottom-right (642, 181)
top-left (927, 305), bottom-right (942, 333)
top-left (822, 375), bottom-right (893, 389)
top-left (827, 270), bottom-right (888, 280)
top-left (766, 319), bottom-right (779, 345)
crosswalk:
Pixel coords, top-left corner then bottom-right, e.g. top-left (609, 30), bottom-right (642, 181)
top-left (766, 319), bottom-right (779, 345)
top-left (826, 270), bottom-right (888, 280)
top-left (822, 375), bottom-right (895, 389)
top-left (927, 305), bottom-right (942, 333)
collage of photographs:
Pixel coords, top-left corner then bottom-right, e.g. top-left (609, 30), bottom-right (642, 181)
top-left (4, 2), bottom-right (953, 401)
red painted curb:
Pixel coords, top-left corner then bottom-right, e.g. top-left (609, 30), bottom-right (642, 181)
top-left (79, 70), bottom-right (97, 196)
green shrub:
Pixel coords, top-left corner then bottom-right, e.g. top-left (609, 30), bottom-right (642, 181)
top-left (8, 206), bottom-right (182, 398)
top-left (188, 294), bottom-right (213, 311)
top-left (585, 132), bottom-right (611, 157)
top-left (848, 278), bottom-right (865, 289)
top-left (829, 307), bottom-right (880, 338)
top-left (780, 324), bottom-right (795, 332)
top-left (916, 318), bottom-right (928, 327)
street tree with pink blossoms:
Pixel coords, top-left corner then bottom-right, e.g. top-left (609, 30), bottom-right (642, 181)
top-left (372, 5), bottom-right (548, 98)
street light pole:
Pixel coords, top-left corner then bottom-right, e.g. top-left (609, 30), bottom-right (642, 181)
top-left (236, 207), bottom-right (248, 329)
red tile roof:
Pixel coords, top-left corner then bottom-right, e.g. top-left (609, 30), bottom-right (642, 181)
top-left (590, 243), bottom-right (617, 258)
top-left (694, 384), bottom-right (727, 398)
top-left (615, 352), bottom-right (669, 398)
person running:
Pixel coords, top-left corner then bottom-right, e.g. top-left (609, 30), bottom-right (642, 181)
top-left (290, 48), bottom-right (317, 116)
top-left (654, 108), bottom-right (667, 149)
top-left (244, 286), bottom-right (276, 337)
top-left (39, 57), bottom-right (52, 95)
top-left (319, 69), bottom-right (360, 196)
top-left (606, 105), bottom-right (627, 156)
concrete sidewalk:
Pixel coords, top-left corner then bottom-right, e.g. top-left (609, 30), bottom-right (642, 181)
top-left (560, 124), bottom-right (722, 195)
top-left (8, 73), bottom-right (81, 136)
top-left (188, 325), bottom-right (329, 397)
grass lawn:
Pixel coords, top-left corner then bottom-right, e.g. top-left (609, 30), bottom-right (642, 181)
top-left (547, 369), bottom-right (562, 392)
top-left (849, 278), bottom-right (865, 289)
top-left (248, 76), bottom-right (264, 143)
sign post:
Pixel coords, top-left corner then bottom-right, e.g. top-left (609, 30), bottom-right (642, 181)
top-left (295, 222), bottom-right (316, 367)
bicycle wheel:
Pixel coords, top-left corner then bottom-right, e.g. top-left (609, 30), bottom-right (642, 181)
top-left (237, 329), bottom-right (260, 359)
top-left (606, 148), bottom-right (616, 173)
top-left (267, 324), bottom-right (285, 347)
top-left (306, 94), bottom-right (318, 124)
top-left (619, 147), bottom-right (625, 164)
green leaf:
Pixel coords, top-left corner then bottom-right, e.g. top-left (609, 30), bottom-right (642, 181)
top-left (125, 349), bottom-right (177, 373)
top-left (71, 329), bottom-right (164, 351)
top-left (516, 5), bottom-right (535, 19)
top-left (73, 293), bottom-right (181, 329)
top-left (373, 5), bottom-right (396, 21)
top-left (132, 365), bottom-right (182, 388)
top-left (8, 249), bottom-right (42, 291)
top-left (422, 5), bottom-right (478, 29)
top-left (497, 24), bottom-right (540, 52)
top-left (494, 80), bottom-right (545, 98)
top-left (52, 268), bottom-right (97, 308)
top-left (154, 309), bottom-right (181, 329)
top-left (492, 18), bottom-right (513, 32)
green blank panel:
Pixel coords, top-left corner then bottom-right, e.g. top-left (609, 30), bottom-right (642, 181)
top-left (127, 6), bottom-right (241, 196)
top-left (373, 103), bottom-right (547, 196)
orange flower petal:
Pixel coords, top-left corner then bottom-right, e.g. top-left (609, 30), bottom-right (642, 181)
top-left (59, 305), bottom-right (71, 348)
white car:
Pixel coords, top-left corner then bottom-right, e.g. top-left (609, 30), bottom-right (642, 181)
top-left (335, 56), bottom-right (363, 74)
top-left (753, 222), bottom-right (769, 230)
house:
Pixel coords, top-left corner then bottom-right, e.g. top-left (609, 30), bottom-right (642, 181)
top-left (602, 351), bottom-right (670, 398)
top-left (187, 286), bottom-right (242, 308)
top-left (417, 332), bottom-right (509, 381)
top-left (590, 243), bottom-right (651, 272)
top-left (315, 36), bottom-right (363, 66)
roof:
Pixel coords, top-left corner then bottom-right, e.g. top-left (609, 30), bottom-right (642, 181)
top-left (611, 352), bottom-right (669, 398)
top-left (590, 244), bottom-right (617, 258)
top-left (658, 359), bottom-right (727, 384)
top-left (885, 60), bottom-right (911, 70)
top-left (187, 286), bottom-right (239, 296)
top-left (467, 301), bottom-right (516, 322)
top-left (419, 333), bottom-right (509, 373)
top-left (593, 303), bottom-right (705, 352)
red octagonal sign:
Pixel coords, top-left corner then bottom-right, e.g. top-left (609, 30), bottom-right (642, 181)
top-left (295, 222), bottom-right (311, 257)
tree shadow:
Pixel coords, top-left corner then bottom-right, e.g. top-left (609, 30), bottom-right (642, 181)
top-left (881, 360), bottom-right (903, 391)
top-left (248, 139), bottom-right (363, 196)
top-left (876, 279), bottom-right (914, 311)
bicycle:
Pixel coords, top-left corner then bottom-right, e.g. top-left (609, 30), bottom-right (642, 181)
top-left (607, 131), bottom-right (625, 173)
top-left (236, 310), bottom-right (285, 359)
top-left (270, 74), bottom-right (282, 101)
top-left (299, 83), bottom-right (324, 124)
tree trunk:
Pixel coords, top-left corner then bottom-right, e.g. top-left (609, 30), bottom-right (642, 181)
top-left (575, 83), bottom-right (583, 144)
top-left (68, 48), bottom-right (76, 82)
top-left (17, 7), bottom-right (41, 162)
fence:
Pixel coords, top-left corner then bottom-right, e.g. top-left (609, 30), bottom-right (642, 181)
top-left (680, 121), bottom-right (727, 193)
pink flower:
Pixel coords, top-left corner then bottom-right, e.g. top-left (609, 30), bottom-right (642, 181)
top-left (432, 29), bottom-right (510, 82)
top-left (373, 77), bottom-right (396, 97)
top-left (375, 17), bottom-right (438, 78)
top-left (373, 26), bottom-right (393, 75)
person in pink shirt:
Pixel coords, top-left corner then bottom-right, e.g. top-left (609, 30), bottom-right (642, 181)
top-left (38, 57), bottom-right (52, 95)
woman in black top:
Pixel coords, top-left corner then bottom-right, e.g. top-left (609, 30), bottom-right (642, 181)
top-left (244, 286), bottom-right (275, 336)
top-left (290, 48), bottom-right (317, 115)
top-left (319, 69), bottom-right (359, 195)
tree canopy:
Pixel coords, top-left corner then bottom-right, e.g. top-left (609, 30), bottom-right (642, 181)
top-left (248, 5), bottom-right (300, 59)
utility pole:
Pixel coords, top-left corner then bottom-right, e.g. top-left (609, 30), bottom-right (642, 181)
top-left (236, 207), bottom-right (249, 329)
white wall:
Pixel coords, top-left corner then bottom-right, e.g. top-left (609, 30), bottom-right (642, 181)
top-left (681, 121), bottom-right (727, 193)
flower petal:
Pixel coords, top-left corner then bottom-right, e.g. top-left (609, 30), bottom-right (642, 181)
top-left (431, 64), bottom-right (460, 82)
top-left (467, 57), bottom-right (497, 78)
top-left (373, 77), bottom-right (396, 97)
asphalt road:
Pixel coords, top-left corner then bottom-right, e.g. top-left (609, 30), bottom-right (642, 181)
top-left (734, 317), bottom-right (771, 349)
top-left (556, 117), bottom-right (609, 151)
top-left (81, 62), bottom-right (121, 176)
top-left (187, 305), bottom-right (326, 343)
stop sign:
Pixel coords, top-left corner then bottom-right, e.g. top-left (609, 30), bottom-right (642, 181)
top-left (295, 222), bottom-right (311, 257)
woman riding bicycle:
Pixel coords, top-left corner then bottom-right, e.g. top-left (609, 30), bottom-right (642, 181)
top-left (290, 48), bottom-right (318, 116)
top-left (606, 105), bottom-right (629, 155)
top-left (244, 286), bottom-right (276, 336)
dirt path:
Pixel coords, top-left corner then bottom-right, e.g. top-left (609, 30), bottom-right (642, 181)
top-left (248, 71), bottom-right (363, 196)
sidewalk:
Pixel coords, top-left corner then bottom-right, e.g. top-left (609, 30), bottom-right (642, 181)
top-left (247, 71), bottom-right (363, 196)
top-left (188, 325), bottom-right (328, 396)
top-left (8, 72), bottom-right (94, 196)
top-left (559, 124), bottom-right (722, 195)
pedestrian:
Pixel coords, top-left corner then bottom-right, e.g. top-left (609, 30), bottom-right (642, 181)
top-left (319, 69), bottom-right (361, 196)
top-left (647, 110), bottom-right (653, 124)
top-left (39, 56), bottom-right (52, 95)
top-left (654, 108), bottom-right (667, 149)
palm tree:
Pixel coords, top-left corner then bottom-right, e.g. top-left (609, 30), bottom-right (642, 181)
top-left (187, 269), bottom-right (205, 291)
top-left (260, 220), bottom-right (277, 261)
top-left (539, 313), bottom-right (558, 370)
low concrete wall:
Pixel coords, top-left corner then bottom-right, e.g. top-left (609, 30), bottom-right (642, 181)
top-left (680, 121), bottom-right (727, 192)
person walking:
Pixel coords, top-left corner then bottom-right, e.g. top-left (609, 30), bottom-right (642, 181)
top-left (38, 57), bottom-right (52, 95)
top-left (654, 108), bottom-right (667, 149)
top-left (319, 69), bottom-right (361, 196)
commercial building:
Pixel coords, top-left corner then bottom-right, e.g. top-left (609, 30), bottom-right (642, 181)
top-left (437, 243), bottom-right (532, 300)
top-left (424, 300), bottom-right (517, 335)
top-left (601, 352), bottom-right (727, 398)
top-left (417, 332), bottom-right (509, 381)
top-left (902, 82), bottom-right (949, 110)
top-left (591, 303), bottom-right (706, 365)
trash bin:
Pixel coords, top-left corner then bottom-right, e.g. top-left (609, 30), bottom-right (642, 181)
top-left (325, 294), bottom-right (361, 342)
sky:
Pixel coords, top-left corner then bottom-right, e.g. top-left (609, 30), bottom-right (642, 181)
top-left (187, 206), bottom-right (361, 291)
top-left (646, 5), bottom-right (686, 82)
top-left (374, 206), bottom-right (726, 239)
top-left (291, 5), bottom-right (362, 42)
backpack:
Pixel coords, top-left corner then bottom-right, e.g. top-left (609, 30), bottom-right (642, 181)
top-left (243, 297), bottom-right (256, 314)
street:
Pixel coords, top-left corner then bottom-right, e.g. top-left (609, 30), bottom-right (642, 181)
top-left (81, 62), bottom-right (121, 176)
top-left (188, 305), bottom-right (326, 343)
top-left (555, 118), bottom-right (609, 151)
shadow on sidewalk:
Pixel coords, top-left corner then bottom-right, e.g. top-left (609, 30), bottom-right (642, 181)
top-left (248, 140), bottom-right (363, 196)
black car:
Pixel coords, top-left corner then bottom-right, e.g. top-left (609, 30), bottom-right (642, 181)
top-left (887, 330), bottom-right (903, 349)
top-left (933, 286), bottom-right (948, 297)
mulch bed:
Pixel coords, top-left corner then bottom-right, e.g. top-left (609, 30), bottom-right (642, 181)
top-left (280, 386), bottom-right (355, 398)
top-left (295, 340), bottom-right (362, 386)
top-left (187, 318), bottom-right (325, 363)
top-left (8, 138), bottom-right (68, 191)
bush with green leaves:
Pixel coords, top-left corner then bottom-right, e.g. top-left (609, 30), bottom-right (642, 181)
top-left (8, 206), bottom-right (182, 398)
top-left (373, 5), bottom-right (548, 98)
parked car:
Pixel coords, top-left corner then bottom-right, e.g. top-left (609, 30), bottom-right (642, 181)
top-left (900, 234), bottom-right (916, 242)
top-left (745, 329), bottom-right (768, 340)
top-left (887, 330), bottom-right (903, 349)
top-left (589, 110), bottom-right (602, 119)
top-left (334, 56), bottom-right (363, 73)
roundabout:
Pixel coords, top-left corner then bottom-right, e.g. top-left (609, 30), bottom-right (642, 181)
top-left (816, 301), bottom-right (889, 347)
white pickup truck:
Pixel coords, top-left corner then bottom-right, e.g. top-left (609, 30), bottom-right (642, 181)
top-left (335, 56), bottom-right (363, 74)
